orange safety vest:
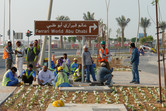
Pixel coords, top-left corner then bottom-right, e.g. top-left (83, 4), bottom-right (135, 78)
top-left (98, 48), bottom-right (109, 62)
top-left (3, 46), bottom-right (9, 59)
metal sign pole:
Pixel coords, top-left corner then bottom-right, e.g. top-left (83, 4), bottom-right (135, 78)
top-left (48, 36), bottom-right (52, 68)
top-left (28, 37), bottom-right (29, 46)
top-left (82, 36), bottom-right (85, 83)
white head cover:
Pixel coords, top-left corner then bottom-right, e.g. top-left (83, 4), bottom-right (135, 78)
top-left (83, 45), bottom-right (88, 49)
top-left (101, 62), bottom-right (106, 66)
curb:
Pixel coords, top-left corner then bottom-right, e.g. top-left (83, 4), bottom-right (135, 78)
top-left (0, 86), bottom-right (18, 106)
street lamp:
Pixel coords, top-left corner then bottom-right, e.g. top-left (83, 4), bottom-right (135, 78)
top-left (9, 0), bottom-right (11, 41)
top-left (105, 0), bottom-right (110, 49)
top-left (3, 0), bottom-right (6, 44)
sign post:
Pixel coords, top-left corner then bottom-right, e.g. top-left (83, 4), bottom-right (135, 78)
top-left (82, 36), bottom-right (85, 83)
top-left (35, 20), bottom-right (99, 82)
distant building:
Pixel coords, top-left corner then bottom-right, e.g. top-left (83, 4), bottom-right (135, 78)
top-left (139, 33), bottom-right (147, 38)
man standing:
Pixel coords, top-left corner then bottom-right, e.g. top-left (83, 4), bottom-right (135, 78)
top-left (82, 45), bottom-right (96, 83)
top-left (15, 41), bottom-right (24, 76)
top-left (96, 62), bottom-right (113, 86)
top-left (25, 42), bottom-right (40, 73)
top-left (34, 40), bottom-right (40, 65)
top-left (98, 41), bottom-right (111, 70)
top-left (2, 67), bottom-right (19, 86)
top-left (38, 66), bottom-right (54, 85)
top-left (130, 43), bottom-right (140, 84)
top-left (20, 64), bottom-right (36, 85)
top-left (3, 41), bottom-right (14, 71)
top-left (34, 40), bottom-right (40, 50)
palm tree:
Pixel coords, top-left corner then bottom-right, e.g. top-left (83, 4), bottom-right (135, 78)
top-left (83, 11), bottom-right (95, 47)
top-left (116, 15), bottom-right (130, 47)
top-left (140, 17), bottom-right (151, 37)
top-left (116, 28), bottom-right (121, 38)
top-left (56, 15), bottom-right (70, 49)
top-left (159, 21), bottom-right (166, 47)
top-left (99, 19), bottom-right (107, 41)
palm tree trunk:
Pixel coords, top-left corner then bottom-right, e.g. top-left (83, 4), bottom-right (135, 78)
top-left (162, 31), bottom-right (165, 47)
top-left (144, 28), bottom-right (146, 37)
top-left (60, 36), bottom-right (63, 49)
top-left (121, 29), bottom-right (124, 47)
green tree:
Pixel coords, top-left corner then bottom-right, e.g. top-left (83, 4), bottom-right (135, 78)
top-left (83, 11), bottom-right (95, 47)
top-left (117, 37), bottom-right (126, 43)
top-left (140, 17), bottom-right (151, 37)
top-left (159, 21), bottom-right (166, 46)
top-left (68, 37), bottom-right (71, 43)
top-left (139, 36), bottom-right (153, 45)
top-left (71, 37), bottom-right (76, 43)
top-left (139, 37), bottom-right (147, 45)
top-left (147, 35), bottom-right (153, 42)
top-left (56, 15), bottom-right (70, 49)
top-left (131, 37), bottom-right (139, 43)
top-left (116, 15), bottom-right (130, 47)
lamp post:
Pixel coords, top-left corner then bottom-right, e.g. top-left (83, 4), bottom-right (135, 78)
top-left (3, 0), bottom-right (6, 44)
top-left (135, 0), bottom-right (140, 46)
top-left (8, 0), bottom-right (11, 40)
top-left (105, 0), bottom-right (110, 49)
top-left (39, 0), bottom-right (53, 68)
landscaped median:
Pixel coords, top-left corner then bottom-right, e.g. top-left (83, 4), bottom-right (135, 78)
top-left (1, 85), bottom-right (166, 111)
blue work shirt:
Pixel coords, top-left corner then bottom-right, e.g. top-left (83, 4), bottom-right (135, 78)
top-left (6, 71), bottom-right (17, 81)
top-left (131, 48), bottom-right (139, 65)
top-left (47, 61), bottom-right (55, 69)
top-left (92, 63), bottom-right (96, 68)
top-left (71, 62), bottom-right (78, 74)
top-left (20, 69), bottom-right (36, 78)
top-left (53, 69), bottom-right (58, 77)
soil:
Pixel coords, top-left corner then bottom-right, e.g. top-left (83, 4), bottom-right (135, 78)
top-left (1, 86), bottom-right (166, 111)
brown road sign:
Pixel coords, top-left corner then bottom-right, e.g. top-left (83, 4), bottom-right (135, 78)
top-left (34, 21), bottom-right (99, 36)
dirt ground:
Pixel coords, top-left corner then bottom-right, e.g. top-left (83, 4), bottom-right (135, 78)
top-left (1, 86), bottom-right (166, 111)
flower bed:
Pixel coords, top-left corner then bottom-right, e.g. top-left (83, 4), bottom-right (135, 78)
top-left (1, 86), bottom-right (166, 111)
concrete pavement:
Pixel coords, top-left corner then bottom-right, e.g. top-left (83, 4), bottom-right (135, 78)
top-left (46, 104), bottom-right (127, 111)
top-left (0, 85), bottom-right (17, 106)
top-left (112, 71), bottom-right (164, 87)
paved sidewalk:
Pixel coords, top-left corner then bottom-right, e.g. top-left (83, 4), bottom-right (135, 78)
top-left (113, 71), bottom-right (164, 87)
top-left (0, 84), bottom-right (17, 105)
top-left (47, 104), bottom-right (127, 111)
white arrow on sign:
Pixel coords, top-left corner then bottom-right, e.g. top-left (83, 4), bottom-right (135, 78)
top-left (89, 23), bottom-right (97, 33)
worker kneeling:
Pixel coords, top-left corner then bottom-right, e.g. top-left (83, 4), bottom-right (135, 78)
top-left (2, 67), bottom-right (19, 86)
top-left (73, 64), bottom-right (82, 82)
top-left (52, 66), bottom-right (72, 87)
top-left (96, 62), bottom-right (113, 86)
top-left (20, 64), bottom-right (36, 85)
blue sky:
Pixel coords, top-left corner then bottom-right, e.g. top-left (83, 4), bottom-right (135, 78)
top-left (0, 0), bottom-right (166, 42)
